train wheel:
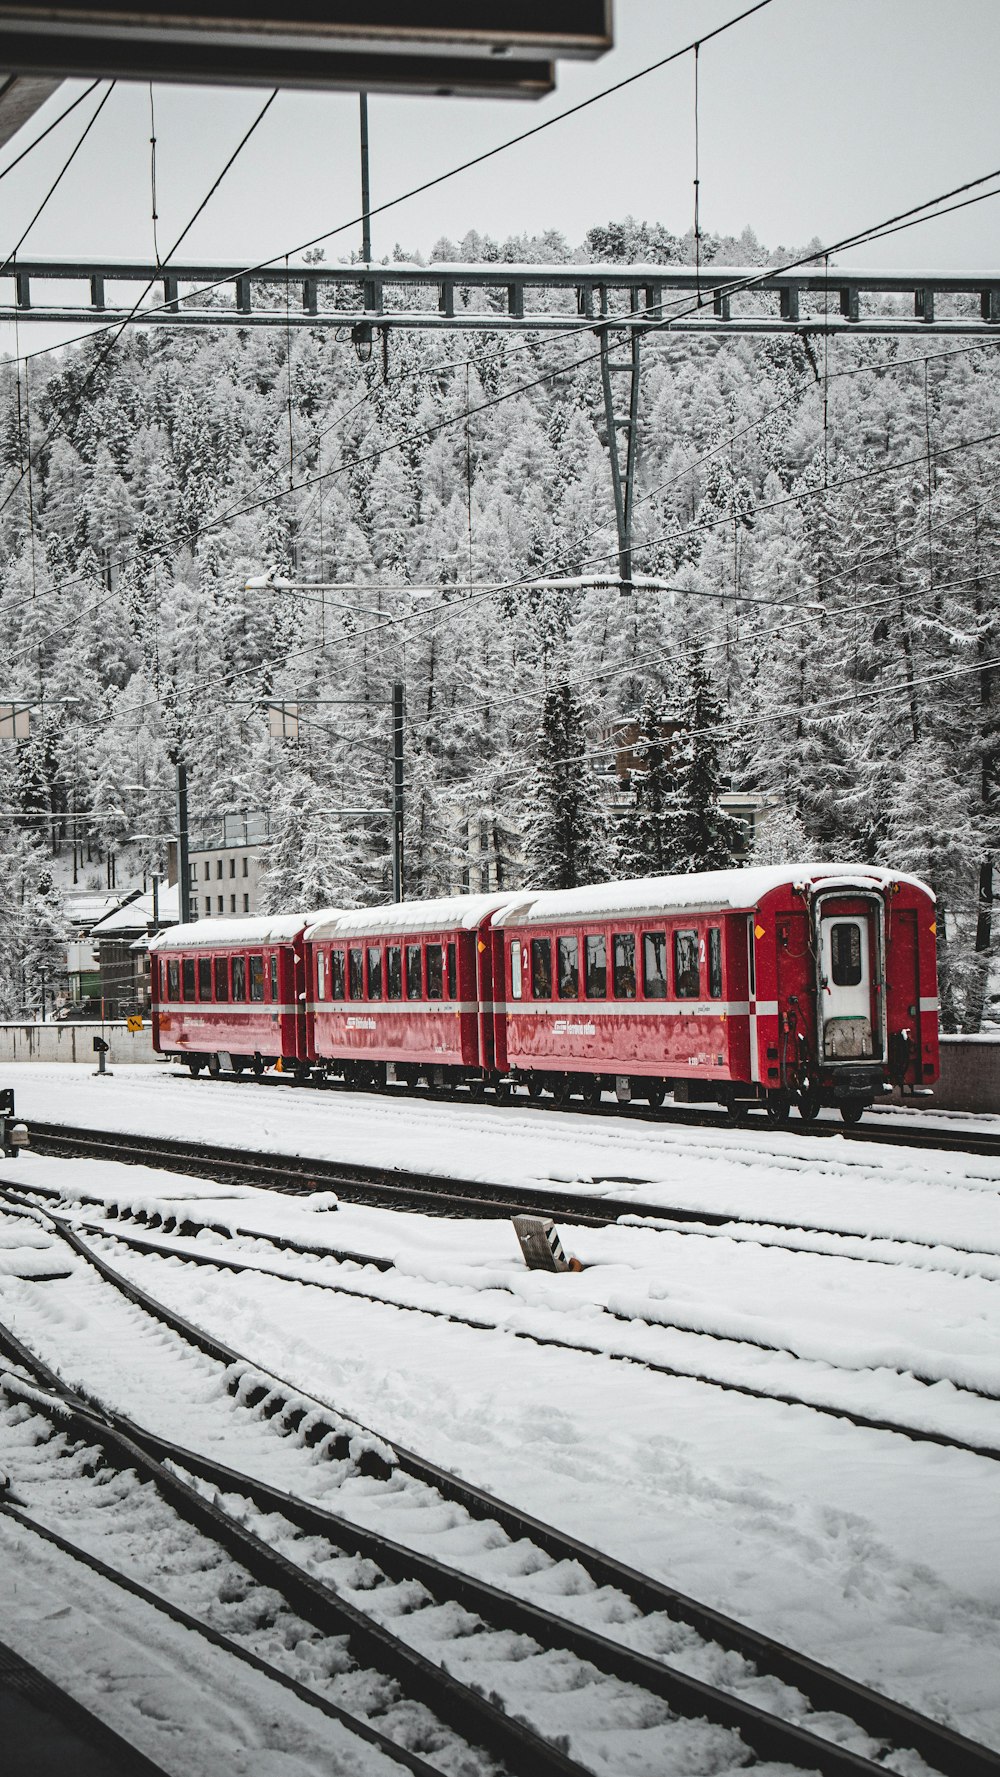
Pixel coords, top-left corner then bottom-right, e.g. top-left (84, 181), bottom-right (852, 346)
top-left (726, 1098), bottom-right (750, 1123)
top-left (644, 1082), bottom-right (666, 1109)
top-left (527, 1078), bottom-right (544, 1100)
top-left (467, 1076), bottom-right (485, 1101)
top-left (840, 1100), bottom-right (865, 1125)
top-left (187, 1058), bottom-right (202, 1078)
top-left (251, 1053), bottom-right (265, 1078)
top-left (493, 1077), bottom-right (513, 1104)
top-left (765, 1091), bottom-right (791, 1125)
top-left (206, 1054), bottom-right (221, 1079)
top-left (552, 1074), bottom-right (572, 1107)
top-left (797, 1086), bottom-right (822, 1123)
top-left (583, 1076), bottom-right (603, 1108)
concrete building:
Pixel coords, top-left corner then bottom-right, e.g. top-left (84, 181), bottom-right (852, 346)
top-left (182, 812), bottom-right (268, 921)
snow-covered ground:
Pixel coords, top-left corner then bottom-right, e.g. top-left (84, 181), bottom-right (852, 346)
top-left (2, 1064), bottom-right (1000, 1769)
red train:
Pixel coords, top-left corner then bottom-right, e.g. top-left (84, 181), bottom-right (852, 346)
top-left (150, 864), bottom-right (940, 1123)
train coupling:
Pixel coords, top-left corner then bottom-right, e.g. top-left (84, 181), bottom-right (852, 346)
top-left (0, 1088), bottom-right (29, 1158)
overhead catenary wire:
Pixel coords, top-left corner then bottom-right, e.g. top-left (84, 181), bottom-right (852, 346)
top-left (0, 82), bottom-right (116, 281)
top-left (0, 80), bottom-right (103, 185)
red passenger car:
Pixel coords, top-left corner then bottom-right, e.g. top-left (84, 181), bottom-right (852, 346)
top-left (304, 895), bottom-right (512, 1090)
top-left (151, 915), bottom-right (311, 1076)
top-left (492, 865), bottom-right (939, 1122)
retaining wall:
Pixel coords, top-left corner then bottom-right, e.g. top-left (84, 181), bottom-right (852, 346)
top-left (0, 1021), bottom-right (158, 1064)
top-left (933, 1034), bottom-right (1000, 1113)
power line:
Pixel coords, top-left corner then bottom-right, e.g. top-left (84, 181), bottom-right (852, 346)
top-left (0, 81), bottom-right (102, 185)
top-left (0, 83), bottom-right (115, 280)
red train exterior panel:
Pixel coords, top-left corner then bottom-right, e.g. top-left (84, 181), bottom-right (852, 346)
top-left (150, 916), bottom-right (311, 1069)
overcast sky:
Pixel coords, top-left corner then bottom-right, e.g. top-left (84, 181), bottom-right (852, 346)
top-left (2, 0), bottom-right (1000, 355)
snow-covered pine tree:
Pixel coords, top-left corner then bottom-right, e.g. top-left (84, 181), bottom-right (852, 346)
top-left (671, 647), bottom-right (744, 873)
top-left (522, 679), bottom-right (608, 890)
top-left (0, 823), bottom-right (66, 1016)
top-left (616, 690), bottom-right (680, 879)
top-left (257, 768), bottom-right (358, 915)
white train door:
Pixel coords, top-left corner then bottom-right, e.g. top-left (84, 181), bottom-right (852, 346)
top-left (818, 909), bottom-right (879, 1060)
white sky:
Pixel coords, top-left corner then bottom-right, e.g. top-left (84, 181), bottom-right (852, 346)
top-left (2, 0), bottom-right (1000, 356)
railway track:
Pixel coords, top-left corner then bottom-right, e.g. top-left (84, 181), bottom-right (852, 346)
top-left (1, 1197), bottom-right (996, 1777)
top-left (23, 1120), bottom-right (1000, 1264)
top-left (19, 1191), bottom-right (1000, 1465)
top-left (177, 1065), bottom-right (1000, 1159)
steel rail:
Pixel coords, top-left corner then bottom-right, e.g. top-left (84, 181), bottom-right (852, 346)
top-left (16, 1204), bottom-right (997, 1777)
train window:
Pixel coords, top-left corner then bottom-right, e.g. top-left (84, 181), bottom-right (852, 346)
top-left (181, 958), bottom-right (196, 1001)
top-left (317, 950), bottom-right (326, 1000)
top-left (708, 928), bottom-right (723, 999)
top-left (386, 946), bottom-right (402, 999)
top-left (348, 948), bottom-right (364, 1000)
top-left (167, 960), bottom-right (180, 1001)
top-left (330, 948), bottom-right (345, 1000)
top-left (831, 922), bottom-right (863, 986)
top-left (530, 938), bottom-right (552, 999)
top-left (270, 954), bottom-right (278, 1000)
top-left (197, 957), bottom-right (212, 1000)
top-left (367, 946), bottom-right (383, 999)
top-left (232, 956), bottom-right (247, 1002)
top-left (214, 956), bottom-right (229, 1001)
top-left (557, 936), bottom-right (579, 999)
top-left (249, 955), bottom-right (264, 1002)
top-left (642, 932), bottom-right (667, 999)
top-left (613, 933), bottom-right (636, 998)
top-left (426, 944), bottom-right (443, 1000)
top-left (585, 934), bottom-right (607, 998)
top-left (446, 942), bottom-right (457, 1001)
top-left (510, 940), bottom-right (522, 999)
top-left (674, 930), bottom-right (700, 998)
top-left (406, 945), bottom-right (423, 999)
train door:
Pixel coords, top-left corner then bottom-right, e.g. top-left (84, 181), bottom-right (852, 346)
top-left (816, 897), bottom-right (883, 1061)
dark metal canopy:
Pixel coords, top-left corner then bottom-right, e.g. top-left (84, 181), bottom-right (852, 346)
top-left (0, 2), bottom-right (612, 97)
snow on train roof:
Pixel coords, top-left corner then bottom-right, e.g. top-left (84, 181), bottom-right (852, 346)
top-left (492, 863), bottom-right (933, 928)
top-left (306, 892), bottom-right (515, 941)
top-left (149, 914), bottom-right (313, 951)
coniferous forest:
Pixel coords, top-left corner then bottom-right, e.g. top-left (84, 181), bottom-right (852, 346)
top-left (1, 219), bottom-right (997, 1028)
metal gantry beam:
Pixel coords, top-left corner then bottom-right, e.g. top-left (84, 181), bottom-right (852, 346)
top-left (4, 259), bottom-right (1000, 335)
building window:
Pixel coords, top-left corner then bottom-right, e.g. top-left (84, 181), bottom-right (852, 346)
top-left (585, 934), bottom-right (607, 999)
top-left (426, 944), bottom-right (443, 1000)
top-left (708, 928), bottom-right (723, 999)
top-left (386, 946), bottom-right (402, 999)
top-left (214, 956), bottom-right (229, 1001)
top-left (674, 930), bottom-right (700, 998)
top-left (367, 946), bottom-right (383, 999)
top-left (217, 896), bottom-right (223, 913)
top-left (216, 860), bottom-right (223, 879)
top-left (249, 955), bottom-right (264, 1001)
top-left (642, 932), bottom-right (668, 999)
top-left (613, 933), bottom-right (636, 998)
top-left (204, 897), bottom-right (212, 915)
top-left (189, 862), bottom-right (197, 883)
top-left (198, 957), bottom-right (212, 1000)
top-left (231, 956), bottom-right (247, 1001)
top-left (242, 857), bottom-right (249, 878)
top-left (229, 895), bottom-right (236, 913)
top-left (406, 945), bottom-right (422, 999)
top-left (243, 894), bottom-right (250, 913)
top-left (229, 858), bottom-right (236, 878)
top-left (204, 862), bottom-right (210, 881)
top-left (348, 947), bottom-right (364, 1000)
top-left (557, 936), bottom-right (579, 999)
top-left (530, 937), bottom-right (552, 999)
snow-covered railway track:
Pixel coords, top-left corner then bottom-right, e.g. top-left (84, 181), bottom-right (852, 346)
top-left (24, 1120), bottom-right (1000, 1265)
top-left (180, 1070), bottom-right (1000, 1160)
top-left (42, 1206), bottom-right (1000, 1464)
top-left (1, 1201), bottom-right (995, 1777)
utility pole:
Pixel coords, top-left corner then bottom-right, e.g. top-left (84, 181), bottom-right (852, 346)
top-left (392, 681), bottom-right (404, 903)
top-left (176, 761), bottom-right (191, 924)
top-left (359, 93), bottom-right (372, 264)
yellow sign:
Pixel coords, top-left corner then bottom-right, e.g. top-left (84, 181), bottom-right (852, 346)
top-left (126, 1015), bottom-right (143, 1033)
top-left (754, 923), bottom-right (765, 939)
